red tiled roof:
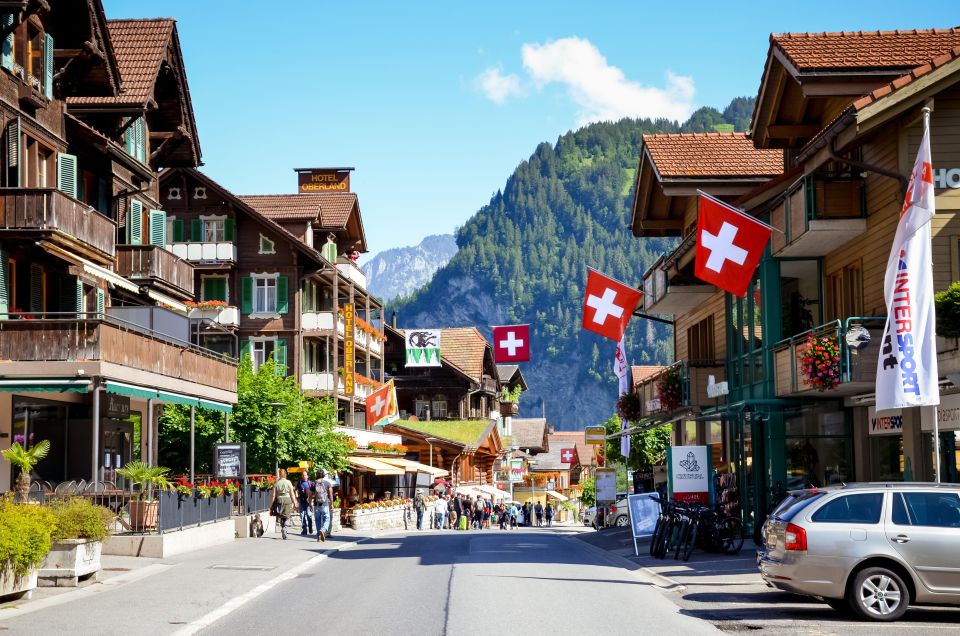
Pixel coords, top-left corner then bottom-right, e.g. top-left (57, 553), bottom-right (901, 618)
top-left (550, 431), bottom-right (596, 467)
top-left (631, 365), bottom-right (664, 386)
top-left (440, 327), bottom-right (489, 382)
top-left (238, 193), bottom-right (357, 227)
top-left (68, 19), bottom-right (174, 105)
top-left (773, 29), bottom-right (960, 72)
top-left (643, 133), bottom-right (783, 178)
top-left (853, 45), bottom-right (960, 110)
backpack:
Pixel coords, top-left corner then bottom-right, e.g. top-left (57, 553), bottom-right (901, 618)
top-left (415, 493), bottom-right (425, 510)
top-left (313, 479), bottom-right (330, 505)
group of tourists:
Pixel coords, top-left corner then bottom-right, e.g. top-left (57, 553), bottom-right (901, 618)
top-left (413, 491), bottom-right (555, 530)
top-left (270, 468), bottom-right (335, 541)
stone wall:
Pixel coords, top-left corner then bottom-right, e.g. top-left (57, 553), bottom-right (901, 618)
top-left (347, 507), bottom-right (410, 532)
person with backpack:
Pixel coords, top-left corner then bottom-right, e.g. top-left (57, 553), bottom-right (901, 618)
top-left (535, 501), bottom-right (544, 527)
top-left (297, 471), bottom-right (315, 536)
top-left (509, 502), bottom-right (519, 529)
top-left (414, 490), bottom-right (427, 530)
top-left (545, 502), bottom-right (554, 527)
top-left (312, 468), bottom-right (334, 542)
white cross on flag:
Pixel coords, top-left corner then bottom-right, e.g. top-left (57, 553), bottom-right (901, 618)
top-left (492, 324), bottom-right (531, 363)
top-left (560, 448), bottom-right (577, 464)
top-left (581, 269), bottom-right (642, 342)
top-left (694, 193), bottom-right (772, 298)
top-left (365, 379), bottom-right (398, 427)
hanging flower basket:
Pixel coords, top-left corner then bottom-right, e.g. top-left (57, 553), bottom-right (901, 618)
top-left (800, 334), bottom-right (841, 391)
top-left (616, 393), bottom-right (643, 423)
top-left (656, 367), bottom-right (682, 411)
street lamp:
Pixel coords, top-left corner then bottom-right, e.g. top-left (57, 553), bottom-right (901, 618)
top-left (267, 402), bottom-right (286, 474)
top-left (425, 437), bottom-right (440, 468)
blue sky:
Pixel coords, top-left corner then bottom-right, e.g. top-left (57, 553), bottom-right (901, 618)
top-left (104, 1), bottom-right (956, 255)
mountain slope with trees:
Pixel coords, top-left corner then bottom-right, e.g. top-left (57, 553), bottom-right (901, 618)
top-left (392, 98), bottom-right (754, 429)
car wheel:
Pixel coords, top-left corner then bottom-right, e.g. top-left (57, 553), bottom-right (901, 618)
top-left (615, 515), bottom-right (630, 527)
top-left (848, 567), bottom-right (910, 621)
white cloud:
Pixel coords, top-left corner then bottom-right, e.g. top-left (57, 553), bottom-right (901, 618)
top-left (520, 36), bottom-right (695, 125)
top-left (475, 66), bottom-right (523, 104)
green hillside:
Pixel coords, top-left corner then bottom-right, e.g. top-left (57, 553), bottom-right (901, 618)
top-left (392, 98), bottom-right (754, 429)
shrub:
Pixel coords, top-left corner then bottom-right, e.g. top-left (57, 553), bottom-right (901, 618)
top-left (0, 496), bottom-right (55, 576)
top-left (935, 281), bottom-right (960, 338)
top-left (49, 498), bottom-right (112, 543)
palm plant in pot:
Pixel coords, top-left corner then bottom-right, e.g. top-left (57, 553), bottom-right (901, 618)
top-left (1, 439), bottom-right (50, 503)
top-left (115, 461), bottom-right (172, 531)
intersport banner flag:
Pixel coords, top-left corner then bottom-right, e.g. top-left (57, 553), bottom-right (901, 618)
top-left (876, 119), bottom-right (939, 412)
top-left (614, 335), bottom-right (631, 459)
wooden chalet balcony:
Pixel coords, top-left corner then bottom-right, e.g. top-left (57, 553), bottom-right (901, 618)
top-left (0, 188), bottom-right (116, 263)
top-left (115, 244), bottom-right (195, 298)
top-left (773, 317), bottom-right (885, 398)
top-left (770, 176), bottom-right (867, 257)
top-left (642, 235), bottom-right (715, 315)
top-left (337, 261), bottom-right (367, 289)
top-left (0, 313), bottom-right (236, 394)
top-left (187, 305), bottom-right (239, 327)
top-left (166, 241), bottom-right (237, 263)
top-left (636, 359), bottom-right (726, 419)
top-left (302, 309), bottom-right (338, 333)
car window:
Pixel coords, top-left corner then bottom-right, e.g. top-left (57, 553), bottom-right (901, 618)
top-left (811, 493), bottom-right (883, 524)
top-left (772, 491), bottom-right (826, 522)
top-left (898, 492), bottom-right (960, 528)
top-left (891, 493), bottom-right (910, 525)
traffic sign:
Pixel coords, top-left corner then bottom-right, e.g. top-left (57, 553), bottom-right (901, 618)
top-left (585, 426), bottom-right (606, 445)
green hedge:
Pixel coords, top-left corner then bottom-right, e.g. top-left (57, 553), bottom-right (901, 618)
top-left (49, 498), bottom-right (112, 543)
top-left (936, 281), bottom-right (960, 338)
top-left (0, 497), bottom-right (55, 577)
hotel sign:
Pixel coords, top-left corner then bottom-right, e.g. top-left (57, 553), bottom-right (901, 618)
top-left (298, 169), bottom-right (350, 193)
top-left (343, 303), bottom-right (355, 397)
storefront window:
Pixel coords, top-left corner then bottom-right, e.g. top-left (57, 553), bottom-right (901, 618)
top-left (870, 436), bottom-right (905, 481)
top-left (922, 431), bottom-right (960, 484)
top-left (727, 277), bottom-right (765, 392)
top-left (779, 260), bottom-right (821, 339)
top-left (682, 420), bottom-right (698, 445)
top-left (784, 405), bottom-right (852, 489)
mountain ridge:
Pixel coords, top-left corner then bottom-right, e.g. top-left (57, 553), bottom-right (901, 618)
top-left (363, 234), bottom-right (457, 302)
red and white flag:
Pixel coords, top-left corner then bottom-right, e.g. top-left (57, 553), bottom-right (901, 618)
top-left (366, 380), bottom-right (398, 427)
top-left (492, 324), bottom-right (530, 363)
top-left (560, 448), bottom-right (577, 464)
top-left (876, 116), bottom-right (939, 412)
top-left (582, 269), bottom-right (642, 342)
top-left (694, 193), bottom-right (772, 297)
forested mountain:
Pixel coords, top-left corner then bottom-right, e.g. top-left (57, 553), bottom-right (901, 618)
top-left (392, 98), bottom-right (754, 429)
top-left (363, 234), bottom-right (457, 302)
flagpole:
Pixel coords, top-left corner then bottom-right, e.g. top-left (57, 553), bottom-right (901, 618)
top-left (923, 106), bottom-right (942, 485)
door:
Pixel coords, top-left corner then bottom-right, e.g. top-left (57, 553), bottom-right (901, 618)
top-left (886, 490), bottom-right (960, 595)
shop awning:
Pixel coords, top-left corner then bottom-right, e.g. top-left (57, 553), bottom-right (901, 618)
top-left (157, 390), bottom-right (199, 407)
top-left (476, 484), bottom-right (511, 500)
top-left (347, 456), bottom-right (405, 476)
top-left (104, 381), bottom-right (158, 400)
top-left (0, 378), bottom-right (91, 393)
top-left (39, 241), bottom-right (140, 294)
top-left (546, 490), bottom-right (569, 502)
top-left (455, 485), bottom-right (486, 499)
top-left (378, 457), bottom-right (449, 478)
top-left (199, 399), bottom-right (234, 413)
top-left (146, 289), bottom-right (188, 313)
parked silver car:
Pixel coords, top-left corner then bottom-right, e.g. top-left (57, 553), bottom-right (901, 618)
top-left (757, 483), bottom-right (960, 621)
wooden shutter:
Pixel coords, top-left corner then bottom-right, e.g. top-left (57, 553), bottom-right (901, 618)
top-left (148, 209), bottom-right (166, 246)
top-left (241, 276), bottom-right (253, 314)
top-left (6, 117), bottom-right (19, 187)
top-left (128, 200), bottom-right (143, 244)
top-left (275, 275), bottom-right (288, 314)
top-left (172, 219), bottom-right (184, 242)
top-left (240, 339), bottom-right (252, 362)
top-left (124, 118), bottom-right (135, 156)
top-left (224, 218), bottom-right (235, 242)
top-left (96, 288), bottom-right (104, 317)
top-left (274, 339), bottom-right (287, 376)
top-left (43, 33), bottom-right (53, 99)
top-left (74, 278), bottom-right (83, 318)
top-left (57, 153), bottom-right (78, 199)
top-left (191, 218), bottom-right (203, 242)
top-left (136, 117), bottom-right (147, 164)
top-left (29, 263), bottom-right (43, 314)
top-left (1, 14), bottom-right (12, 70)
top-left (0, 247), bottom-right (7, 317)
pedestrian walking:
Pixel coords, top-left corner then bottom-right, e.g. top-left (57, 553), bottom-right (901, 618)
top-left (453, 495), bottom-right (463, 529)
top-left (545, 502), bottom-right (554, 527)
top-left (509, 502), bottom-right (519, 529)
top-left (434, 495), bottom-right (446, 530)
top-left (473, 497), bottom-right (484, 529)
top-left (312, 468), bottom-right (334, 542)
top-left (297, 471), bottom-right (314, 535)
top-left (483, 499), bottom-right (492, 529)
top-left (414, 490), bottom-right (427, 530)
top-left (498, 503), bottom-right (508, 530)
top-left (270, 469), bottom-right (298, 540)
top-left (535, 501), bottom-right (544, 527)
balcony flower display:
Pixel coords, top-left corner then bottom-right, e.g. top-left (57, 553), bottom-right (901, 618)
top-left (616, 392), bottom-right (643, 423)
top-left (656, 367), bottom-right (682, 412)
top-left (174, 477), bottom-right (194, 497)
top-left (368, 442), bottom-right (407, 455)
top-left (801, 334), bottom-right (841, 391)
top-left (185, 300), bottom-right (228, 309)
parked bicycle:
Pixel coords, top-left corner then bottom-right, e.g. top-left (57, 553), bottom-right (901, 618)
top-left (650, 499), bottom-right (743, 561)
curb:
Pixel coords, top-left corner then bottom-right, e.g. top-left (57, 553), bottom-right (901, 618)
top-left (566, 534), bottom-right (686, 592)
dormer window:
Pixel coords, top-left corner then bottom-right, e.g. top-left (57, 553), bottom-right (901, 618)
top-left (1, 15), bottom-right (54, 99)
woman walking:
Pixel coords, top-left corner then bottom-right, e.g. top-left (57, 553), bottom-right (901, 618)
top-left (271, 468), bottom-right (298, 540)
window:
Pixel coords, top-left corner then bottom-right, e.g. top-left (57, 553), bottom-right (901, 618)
top-left (259, 234), bottom-right (275, 254)
top-left (303, 339), bottom-right (327, 374)
top-left (302, 280), bottom-right (318, 312)
top-left (687, 316), bottom-right (715, 361)
top-left (826, 261), bottom-right (863, 321)
top-left (432, 400), bottom-right (448, 419)
top-left (251, 340), bottom-right (274, 372)
top-left (811, 493), bottom-right (883, 524)
top-left (27, 24), bottom-right (40, 83)
top-left (415, 400), bottom-right (431, 419)
top-left (201, 276), bottom-right (228, 303)
top-left (892, 492), bottom-right (960, 528)
top-left (202, 217), bottom-right (225, 242)
top-left (253, 275), bottom-right (276, 314)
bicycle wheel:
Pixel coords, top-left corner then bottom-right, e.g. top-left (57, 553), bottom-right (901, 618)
top-left (720, 517), bottom-right (744, 554)
top-left (656, 517), bottom-right (674, 559)
top-left (680, 519), bottom-right (698, 561)
top-left (649, 517), bottom-right (665, 556)
top-left (673, 518), bottom-right (690, 560)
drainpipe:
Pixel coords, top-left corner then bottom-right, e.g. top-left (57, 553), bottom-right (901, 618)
top-left (146, 398), bottom-right (154, 467)
top-left (91, 387), bottom-right (100, 487)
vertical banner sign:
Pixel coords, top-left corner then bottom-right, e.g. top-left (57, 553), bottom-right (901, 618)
top-left (668, 445), bottom-right (710, 504)
top-left (343, 303), bottom-right (355, 397)
top-left (509, 458), bottom-right (525, 483)
top-left (406, 329), bottom-right (441, 367)
top-left (614, 335), bottom-right (631, 459)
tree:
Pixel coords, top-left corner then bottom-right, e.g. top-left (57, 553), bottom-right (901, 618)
top-left (602, 414), bottom-right (671, 471)
top-left (580, 477), bottom-right (595, 507)
top-left (1, 440), bottom-right (50, 502)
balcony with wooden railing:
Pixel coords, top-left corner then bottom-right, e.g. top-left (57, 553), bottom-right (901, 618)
top-left (0, 188), bottom-right (116, 263)
top-left (642, 235), bottom-right (716, 315)
top-left (769, 176), bottom-right (867, 258)
top-left (115, 244), bottom-right (195, 299)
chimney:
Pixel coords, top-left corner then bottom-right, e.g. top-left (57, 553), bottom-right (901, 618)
top-left (391, 311), bottom-right (397, 329)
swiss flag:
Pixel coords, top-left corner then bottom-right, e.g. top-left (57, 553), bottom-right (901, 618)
top-left (694, 194), bottom-right (772, 298)
top-left (581, 269), bottom-right (642, 342)
top-left (492, 324), bottom-right (530, 363)
top-left (560, 448), bottom-right (577, 464)
top-left (365, 380), bottom-right (397, 427)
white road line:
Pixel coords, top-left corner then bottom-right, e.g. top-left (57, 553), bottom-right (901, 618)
top-left (0, 563), bottom-right (174, 622)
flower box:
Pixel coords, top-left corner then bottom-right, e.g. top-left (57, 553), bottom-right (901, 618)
top-left (39, 539), bottom-right (102, 587)
top-left (0, 565), bottom-right (38, 601)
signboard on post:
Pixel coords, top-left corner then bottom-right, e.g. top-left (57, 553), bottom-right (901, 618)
top-left (668, 445), bottom-right (710, 504)
top-left (343, 303), bottom-right (355, 396)
top-left (213, 443), bottom-right (245, 479)
top-left (627, 493), bottom-right (661, 555)
top-left (595, 467), bottom-right (617, 503)
top-left (509, 458), bottom-right (525, 483)
top-left (585, 426), bottom-right (606, 445)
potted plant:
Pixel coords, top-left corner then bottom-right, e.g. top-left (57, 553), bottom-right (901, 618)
top-left (800, 334), bottom-right (841, 391)
top-left (616, 392), bottom-right (643, 422)
top-left (1, 440), bottom-right (50, 503)
top-left (0, 496), bottom-right (55, 599)
top-left (656, 367), bottom-right (683, 412)
top-left (115, 461), bottom-right (172, 531)
top-left (40, 498), bottom-right (112, 587)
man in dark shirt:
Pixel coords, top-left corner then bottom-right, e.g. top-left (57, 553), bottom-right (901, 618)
top-left (297, 471), bottom-right (314, 535)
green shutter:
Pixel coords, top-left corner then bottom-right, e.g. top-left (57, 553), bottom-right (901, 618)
top-left (148, 209), bottom-right (166, 246)
top-left (74, 278), bottom-right (83, 318)
top-left (57, 153), bottom-right (78, 199)
top-left (241, 276), bottom-right (253, 314)
top-left (43, 33), bottom-right (54, 100)
top-left (224, 218), bottom-right (235, 242)
top-left (29, 263), bottom-right (42, 314)
top-left (276, 276), bottom-right (288, 314)
top-left (273, 339), bottom-right (287, 376)
top-left (191, 218), bottom-right (202, 242)
top-left (136, 118), bottom-right (147, 164)
top-left (0, 246), bottom-right (7, 317)
top-left (172, 219), bottom-right (184, 242)
top-left (1, 14), bottom-right (12, 70)
top-left (215, 277), bottom-right (227, 302)
top-left (97, 177), bottom-right (109, 214)
top-left (124, 118), bottom-right (135, 156)
top-left (7, 117), bottom-right (19, 188)
top-left (240, 339), bottom-right (252, 362)
top-left (128, 200), bottom-right (143, 244)
top-left (202, 277), bottom-right (227, 302)
top-left (95, 288), bottom-right (104, 317)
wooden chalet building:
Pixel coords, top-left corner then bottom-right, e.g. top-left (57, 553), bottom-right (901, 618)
top-left (630, 29), bottom-right (960, 535)
top-left (0, 4), bottom-right (237, 491)
top-left (158, 167), bottom-right (386, 427)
